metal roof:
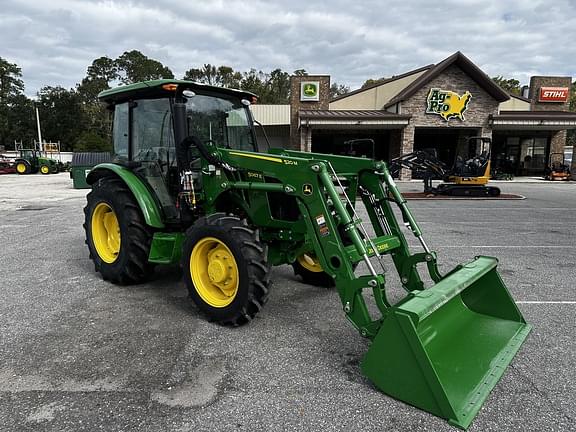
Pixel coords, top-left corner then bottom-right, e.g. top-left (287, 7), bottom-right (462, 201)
top-left (251, 104), bottom-right (291, 125)
top-left (299, 110), bottom-right (410, 129)
top-left (490, 111), bottom-right (576, 130)
top-left (300, 110), bottom-right (410, 119)
top-left (330, 65), bottom-right (433, 103)
top-left (384, 52), bottom-right (511, 108)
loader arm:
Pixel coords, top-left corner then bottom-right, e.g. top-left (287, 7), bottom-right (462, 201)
top-left (207, 148), bottom-right (531, 429)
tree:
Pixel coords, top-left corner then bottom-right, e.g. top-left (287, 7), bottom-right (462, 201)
top-left (0, 57), bottom-right (27, 148)
top-left (183, 64), bottom-right (242, 88)
top-left (238, 69), bottom-right (267, 100)
top-left (77, 56), bottom-right (118, 103)
top-left (116, 50), bottom-right (174, 84)
top-left (266, 69), bottom-right (291, 103)
top-left (361, 77), bottom-right (387, 88)
top-left (36, 86), bottom-right (84, 151)
top-left (330, 82), bottom-right (350, 99)
top-left (74, 131), bottom-right (112, 152)
top-left (492, 76), bottom-right (521, 95)
top-left (7, 94), bottom-right (35, 146)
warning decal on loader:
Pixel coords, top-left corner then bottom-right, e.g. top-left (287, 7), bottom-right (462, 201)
top-left (315, 214), bottom-right (330, 236)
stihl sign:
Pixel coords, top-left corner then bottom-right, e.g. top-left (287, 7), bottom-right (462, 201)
top-left (539, 87), bottom-right (569, 102)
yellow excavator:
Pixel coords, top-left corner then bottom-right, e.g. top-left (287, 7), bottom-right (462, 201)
top-left (391, 136), bottom-right (500, 196)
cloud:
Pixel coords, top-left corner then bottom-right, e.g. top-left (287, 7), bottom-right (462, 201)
top-left (1, 0), bottom-right (575, 96)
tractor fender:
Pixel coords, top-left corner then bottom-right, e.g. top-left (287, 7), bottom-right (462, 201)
top-left (87, 163), bottom-right (165, 229)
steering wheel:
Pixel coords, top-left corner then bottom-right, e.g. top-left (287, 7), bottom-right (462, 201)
top-left (180, 136), bottom-right (222, 167)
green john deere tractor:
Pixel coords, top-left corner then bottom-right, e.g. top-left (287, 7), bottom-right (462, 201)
top-left (84, 80), bottom-right (530, 429)
top-left (15, 148), bottom-right (60, 175)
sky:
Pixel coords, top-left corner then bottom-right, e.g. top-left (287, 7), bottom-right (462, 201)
top-left (2, 0), bottom-right (576, 97)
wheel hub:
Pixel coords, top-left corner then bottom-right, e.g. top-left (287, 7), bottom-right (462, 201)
top-left (208, 259), bottom-right (227, 283)
top-left (297, 253), bottom-right (323, 273)
top-left (190, 238), bottom-right (239, 308)
top-left (91, 202), bottom-right (121, 263)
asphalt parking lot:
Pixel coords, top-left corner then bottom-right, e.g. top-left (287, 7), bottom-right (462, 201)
top-left (0, 173), bottom-right (574, 432)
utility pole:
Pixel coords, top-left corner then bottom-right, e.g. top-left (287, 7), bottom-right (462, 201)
top-left (35, 105), bottom-right (43, 152)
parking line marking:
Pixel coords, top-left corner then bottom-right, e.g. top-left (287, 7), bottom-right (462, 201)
top-left (516, 301), bottom-right (576, 304)
top-left (437, 245), bottom-right (573, 248)
top-left (414, 207), bottom-right (576, 210)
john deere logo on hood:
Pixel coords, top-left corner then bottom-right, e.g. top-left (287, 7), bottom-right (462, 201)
top-left (426, 88), bottom-right (472, 121)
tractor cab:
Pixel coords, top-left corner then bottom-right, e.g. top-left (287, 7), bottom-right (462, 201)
top-left (99, 80), bottom-right (258, 223)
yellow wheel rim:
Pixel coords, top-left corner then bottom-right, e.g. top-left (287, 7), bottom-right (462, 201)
top-left (190, 237), bottom-right (239, 308)
top-left (16, 163), bottom-right (27, 173)
top-left (91, 202), bottom-right (121, 263)
top-left (40, 165), bottom-right (49, 174)
top-left (297, 253), bottom-right (324, 273)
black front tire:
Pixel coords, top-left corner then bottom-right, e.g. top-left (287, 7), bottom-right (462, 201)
top-left (84, 177), bottom-right (154, 284)
top-left (182, 213), bottom-right (271, 326)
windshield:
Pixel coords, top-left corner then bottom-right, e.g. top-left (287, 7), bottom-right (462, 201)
top-left (184, 93), bottom-right (256, 152)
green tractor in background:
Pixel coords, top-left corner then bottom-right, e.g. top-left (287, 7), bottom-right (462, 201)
top-left (84, 80), bottom-right (530, 429)
top-left (15, 147), bottom-right (60, 175)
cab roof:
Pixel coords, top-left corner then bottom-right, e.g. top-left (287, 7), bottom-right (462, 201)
top-left (98, 79), bottom-right (257, 104)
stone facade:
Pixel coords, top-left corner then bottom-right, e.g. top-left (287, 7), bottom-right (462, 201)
top-left (528, 76), bottom-right (572, 168)
top-left (529, 76), bottom-right (571, 112)
top-left (400, 64), bottom-right (500, 131)
top-left (283, 60), bottom-right (574, 178)
top-left (289, 75), bottom-right (330, 150)
top-left (551, 130), bottom-right (567, 155)
top-left (396, 65), bottom-right (501, 178)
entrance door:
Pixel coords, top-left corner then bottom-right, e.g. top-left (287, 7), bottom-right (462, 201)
top-left (311, 131), bottom-right (391, 160)
top-left (413, 128), bottom-right (478, 166)
top-left (519, 137), bottom-right (548, 175)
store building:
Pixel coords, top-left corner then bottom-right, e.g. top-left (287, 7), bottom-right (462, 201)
top-left (251, 51), bottom-right (576, 178)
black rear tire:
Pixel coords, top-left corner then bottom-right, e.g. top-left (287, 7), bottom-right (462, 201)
top-left (182, 213), bottom-right (271, 326)
top-left (84, 177), bottom-right (154, 284)
top-left (292, 254), bottom-right (335, 287)
top-left (488, 186), bottom-right (501, 197)
top-left (15, 160), bottom-right (31, 175)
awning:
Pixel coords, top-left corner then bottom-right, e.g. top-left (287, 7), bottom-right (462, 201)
top-left (490, 111), bottom-right (576, 130)
top-left (299, 110), bottom-right (411, 130)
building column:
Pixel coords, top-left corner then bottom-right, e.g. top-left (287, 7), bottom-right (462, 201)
top-left (550, 130), bottom-right (567, 156)
top-left (299, 126), bottom-right (312, 152)
top-left (480, 127), bottom-right (492, 139)
top-left (399, 125), bottom-right (415, 180)
top-left (572, 138), bottom-right (576, 174)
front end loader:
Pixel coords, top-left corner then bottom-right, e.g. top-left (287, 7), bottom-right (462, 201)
top-left (84, 80), bottom-right (530, 429)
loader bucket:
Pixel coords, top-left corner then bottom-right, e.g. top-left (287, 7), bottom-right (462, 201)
top-left (361, 256), bottom-right (531, 430)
